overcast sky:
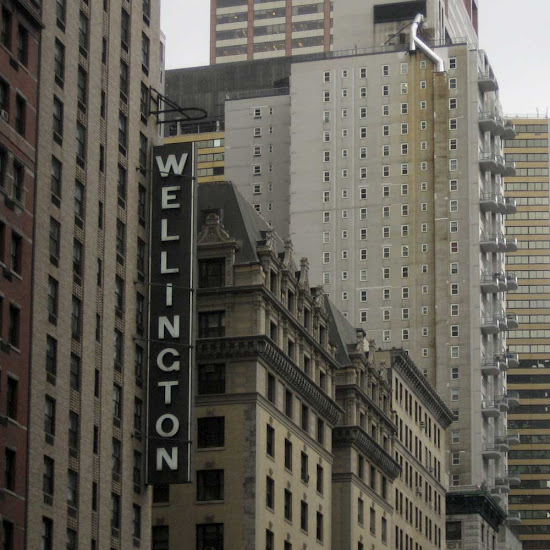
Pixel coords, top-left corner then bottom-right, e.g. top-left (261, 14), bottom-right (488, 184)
top-left (160, 0), bottom-right (550, 115)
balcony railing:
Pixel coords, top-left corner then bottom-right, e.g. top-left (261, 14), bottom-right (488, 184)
top-left (482, 444), bottom-right (501, 459)
top-left (506, 272), bottom-right (518, 291)
top-left (478, 71), bottom-right (498, 92)
top-left (504, 197), bottom-right (517, 214)
top-left (481, 401), bottom-right (501, 418)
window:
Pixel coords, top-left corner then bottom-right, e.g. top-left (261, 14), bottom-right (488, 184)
top-left (197, 470), bottom-right (224, 501)
top-left (451, 346), bottom-right (459, 359)
top-left (360, 106), bottom-right (367, 119)
top-left (10, 231), bottom-right (22, 274)
top-left (41, 517), bottom-right (53, 550)
top-left (401, 123), bottom-right (408, 135)
top-left (67, 469), bottom-right (78, 507)
top-left (449, 98), bottom-right (457, 110)
top-left (43, 455), bottom-right (54, 496)
top-left (8, 305), bottom-right (19, 347)
top-left (316, 512), bottom-right (324, 542)
top-left (142, 32), bottom-right (150, 68)
top-left (301, 500), bottom-right (308, 532)
top-left (198, 417), bottom-right (224, 448)
top-left (54, 39), bottom-right (65, 82)
top-left (1, 8), bottom-right (12, 48)
top-left (360, 127), bottom-right (367, 138)
top-left (76, 122), bottom-right (86, 159)
top-left (382, 85), bottom-right (389, 96)
top-left (284, 489), bottom-right (292, 520)
top-left (285, 389), bottom-right (293, 418)
top-left (152, 526), bottom-right (169, 550)
top-left (44, 396), bottom-right (56, 436)
top-left (449, 118), bottom-right (457, 130)
top-left (17, 24), bottom-right (28, 65)
top-left (71, 296), bottom-right (81, 339)
top-left (401, 102), bottom-right (408, 115)
top-left (196, 524), bottom-right (224, 550)
top-left (14, 95), bottom-right (25, 136)
top-left (323, 91), bottom-right (330, 102)
top-left (266, 529), bottom-right (274, 550)
top-left (451, 304), bottom-right (459, 316)
top-left (70, 354), bottom-right (80, 391)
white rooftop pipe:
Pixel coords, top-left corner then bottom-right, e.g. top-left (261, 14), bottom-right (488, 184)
top-left (409, 14), bottom-right (445, 73)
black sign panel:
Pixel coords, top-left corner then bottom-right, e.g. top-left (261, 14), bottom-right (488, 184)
top-left (147, 142), bottom-right (195, 484)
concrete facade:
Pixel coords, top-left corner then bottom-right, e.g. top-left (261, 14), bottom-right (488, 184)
top-left (0, 1), bottom-right (41, 549)
top-left (24, 1), bottom-right (162, 549)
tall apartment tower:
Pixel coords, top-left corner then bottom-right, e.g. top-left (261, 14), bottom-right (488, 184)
top-left (220, 26), bottom-right (522, 550)
top-left (504, 117), bottom-right (550, 549)
top-left (24, 1), bottom-right (162, 549)
top-left (210, 0), bottom-right (479, 65)
top-left (0, 2), bottom-right (41, 549)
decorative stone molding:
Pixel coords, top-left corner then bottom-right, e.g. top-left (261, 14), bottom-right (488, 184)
top-left (197, 213), bottom-right (237, 247)
top-left (197, 335), bottom-right (342, 425)
top-left (389, 349), bottom-right (455, 428)
top-left (333, 426), bottom-right (401, 480)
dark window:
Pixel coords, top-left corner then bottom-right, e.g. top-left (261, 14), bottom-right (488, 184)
top-left (115, 275), bottom-right (124, 312)
top-left (76, 122), bottom-right (86, 159)
top-left (267, 373), bottom-right (276, 403)
top-left (196, 524), bottom-right (223, 550)
top-left (78, 12), bottom-right (88, 51)
top-left (266, 424), bottom-right (274, 457)
top-left (316, 512), bottom-right (323, 542)
top-left (116, 220), bottom-right (125, 258)
top-left (143, 0), bottom-right (151, 19)
top-left (66, 529), bottom-right (77, 550)
top-left (46, 336), bottom-right (57, 376)
top-left (136, 292), bottom-right (144, 331)
top-left (52, 96), bottom-right (63, 137)
top-left (199, 258), bottom-right (225, 288)
top-left (68, 411), bottom-right (79, 450)
top-left (54, 39), bottom-right (65, 82)
top-left (112, 438), bottom-right (121, 474)
top-left (55, 0), bottom-right (66, 24)
top-left (138, 185), bottom-right (146, 225)
top-left (17, 24), bottom-right (28, 65)
top-left (134, 398), bottom-right (142, 432)
top-left (285, 389), bottom-right (293, 418)
top-left (51, 156), bottom-right (62, 198)
top-left (446, 521), bottom-right (462, 541)
top-left (301, 404), bottom-right (309, 431)
top-left (120, 9), bottom-right (130, 47)
top-left (140, 83), bottom-right (149, 118)
top-left (118, 112), bottom-right (127, 149)
top-left (153, 484), bottom-right (170, 503)
top-left (358, 498), bottom-right (364, 524)
top-left (0, 79), bottom-right (8, 112)
top-left (266, 476), bottom-right (274, 508)
top-left (49, 218), bottom-right (60, 261)
top-left (42, 517), bottom-right (53, 550)
top-left (301, 452), bottom-right (308, 483)
top-left (71, 296), bottom-right (81, 339)
top-left (284, 439), bottom-right (292, 471)
top-left (73, 239), bottom-right (82, 278)
top-left (152, 525), bottom-right (169, 550)
top-left (133, 451), bottom-right (142, 486)
top-left (135, 344), bottom-right (144, 380)
top-left (197, 469), bottom-right (224, 501)
top-left (74, 181), bottom-right (84, 218)
top-left (317, 464), bottom-right (323, 494)
top-left (117, 164), bottom-right (127, 207)
top-left (14, 95), bottom-right (25, 136)
top-left (197, 417), bottom-right (224, 448)
top-left (43, 456), bottom-right (54, 495)
top-left (70, 354), bottom-right (80, 391)
top-left (132, 505), bottom-right (141, 539)
top-left (6, 377), bottom-right (17, 419)
top-left (198, 311), bottom-right (225, 338)
top-left (67, 469), bottom-right (78, 506)
top-left (113, 384), bottom-right (122, 419)
top-left (114, 330), bottom-right (123, 366)
top-left (44, 396), bottom-right (56, 436)
top-left (1, 9), bottom-right (12, 48)
top-left (139, 133), bottom-right (147, 167)
top-left (4, 448), bottom-right (15, 490)
top-left (9, 231), bottom-right (21, 274)
top-left (12, 161), bottom-right (23, 202)
top-left (111, 493), bottom-right (120, 529)
top-left (300, 500), bottom-right (308, 532)
top-left (137, 238), bottom-right (146, 273)
top-left (47, 277), bottom-right (58, 320)
top-left (198, 364), bottom-right (225, 394)
top-left (370, 465), bottom-right (377, 491)
top-left (284, 489), bottom-right (292, 521)
top-left (141, 33), bottom-right (150, 68)
top-left (77, 67), bottom-right (87, 105)
top-left (317, 418), bottom-right (325, 445)
top-left (8, 305), bottom-right (19, 347)
top-left (266, 529), bottom-right (274, 550)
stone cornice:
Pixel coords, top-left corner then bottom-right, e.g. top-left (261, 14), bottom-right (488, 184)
top-left (446, 491), bottom-right (507, 531)
top-left (335, 384), bottom-right (397, 434)
top-left (390, 350), bottom-right (454, 428)
top-left (197, 284), bottom-right (340, 370)
top-left (196, 336), bottom-right (343, 425)
top-left (333, 425), bottom-right (401, 480)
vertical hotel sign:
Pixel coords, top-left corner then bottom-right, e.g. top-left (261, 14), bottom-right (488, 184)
top-left (147, 142), bottom-right (195, 484)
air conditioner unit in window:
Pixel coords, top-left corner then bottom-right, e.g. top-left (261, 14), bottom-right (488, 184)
top-left (0, 109), bottom-right (8, 122)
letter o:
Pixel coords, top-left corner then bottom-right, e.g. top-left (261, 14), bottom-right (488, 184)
top-left (156, 414), bottom-right (180, 438)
